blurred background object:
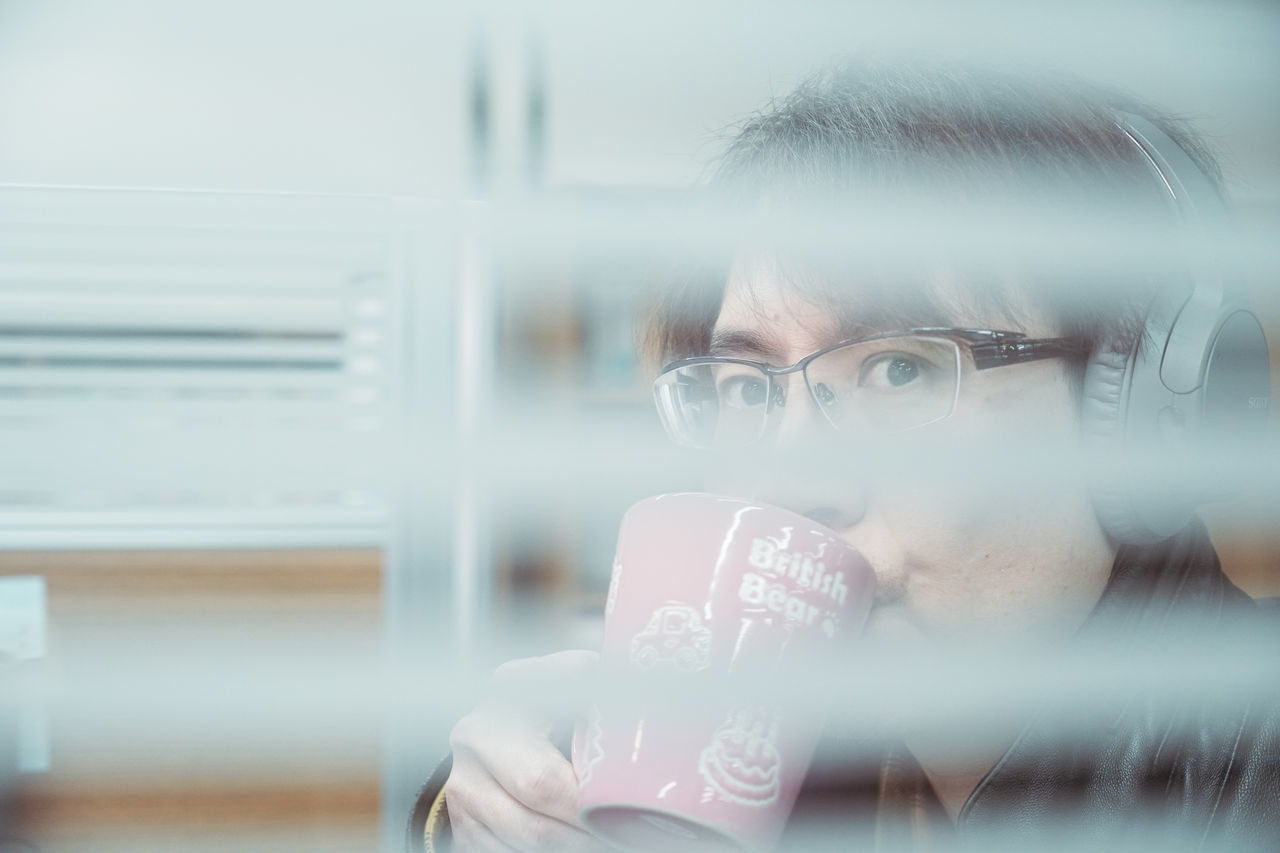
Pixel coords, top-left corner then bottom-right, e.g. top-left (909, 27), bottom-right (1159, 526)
top-left (0, 1), bottom-right (1276, 850)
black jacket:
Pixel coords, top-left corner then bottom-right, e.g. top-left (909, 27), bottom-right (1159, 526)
top-left (409, 520), bottom-right (1279, 851)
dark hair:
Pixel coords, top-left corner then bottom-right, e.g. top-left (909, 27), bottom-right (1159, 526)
top-left (645, 64), bottom-right (1226, 393)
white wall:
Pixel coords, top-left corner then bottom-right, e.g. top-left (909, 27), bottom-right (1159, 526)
top-left (0, 1), bottom-right (1275, 200)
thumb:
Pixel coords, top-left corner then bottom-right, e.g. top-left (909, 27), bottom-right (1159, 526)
top-left (487, 649), bottom-right (600, 726)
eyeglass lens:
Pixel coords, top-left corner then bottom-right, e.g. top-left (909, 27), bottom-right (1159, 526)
top-left (655, 336), bottom-right (961, 448)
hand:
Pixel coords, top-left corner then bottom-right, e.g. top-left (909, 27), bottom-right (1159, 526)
top-left (446, 650), bottom-right (607, 852)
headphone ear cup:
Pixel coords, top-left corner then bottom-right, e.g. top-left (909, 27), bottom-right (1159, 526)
top-left (1080, 346), bottom-right (1153, 544)
top-left (1080, 347), bottom-right (1129, 443)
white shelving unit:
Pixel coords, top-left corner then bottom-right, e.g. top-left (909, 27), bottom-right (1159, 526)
top-left (0, 186), bottom-right (419, 550)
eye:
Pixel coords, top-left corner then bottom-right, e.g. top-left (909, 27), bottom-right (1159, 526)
top-left (860, 354), bottom-right (922, 389)
top-left (716, 374), bottom-right (770, 408)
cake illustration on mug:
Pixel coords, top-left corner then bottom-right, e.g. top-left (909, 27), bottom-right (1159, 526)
top-left (697, 708), bottom-right (782, 806)
top-left (629, 603), bottom-right (711, 672)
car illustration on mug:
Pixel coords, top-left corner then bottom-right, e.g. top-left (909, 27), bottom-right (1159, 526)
top-left (629, 603), bottom-right (712, 672)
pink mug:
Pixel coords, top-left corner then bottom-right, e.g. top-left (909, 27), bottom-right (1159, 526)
top-left (574, 492), bottom-right (874, 852)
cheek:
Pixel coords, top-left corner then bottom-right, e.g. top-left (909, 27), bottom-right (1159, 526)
top-left (850, 489), bottom-right (991, 605)
top-left (964, 362), bottom-right (1082, 446)
top-left (863, 489), bottom-right (1057, 631)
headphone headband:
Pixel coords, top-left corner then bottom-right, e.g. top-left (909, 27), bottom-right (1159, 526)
top-left (1114, 111), bottom-right (1229, 233)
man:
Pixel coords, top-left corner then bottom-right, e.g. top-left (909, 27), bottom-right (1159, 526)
top-left (413, 65), bottom-right (1278, 851)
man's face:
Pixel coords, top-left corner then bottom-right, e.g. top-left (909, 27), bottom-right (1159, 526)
top-left (706, 263), bottom-right (1116, 651)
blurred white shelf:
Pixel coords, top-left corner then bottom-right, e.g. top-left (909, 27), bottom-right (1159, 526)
top-left (0, 185), bottom-right (440, 551)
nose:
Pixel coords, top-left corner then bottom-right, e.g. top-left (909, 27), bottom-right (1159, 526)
top-left (747, 448), bottom-right (869, 530)
top-left (713, 375), bottom-right (869, 530)
top-left (768, 372), bottom-right (828, 447)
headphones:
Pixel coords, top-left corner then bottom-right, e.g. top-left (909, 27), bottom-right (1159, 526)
top-left (1082, 112), bottom-right (1271, 544)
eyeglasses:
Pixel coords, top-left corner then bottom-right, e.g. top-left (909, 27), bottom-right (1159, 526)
top-left (653, 328), bottom-right (1083, 449)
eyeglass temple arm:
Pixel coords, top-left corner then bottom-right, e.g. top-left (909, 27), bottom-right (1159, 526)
top-left (968, 336), bottom-right (1085, 370)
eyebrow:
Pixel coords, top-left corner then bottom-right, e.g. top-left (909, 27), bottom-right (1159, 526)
top-left (831, 306), bottom-right (933, 342)
top-left (706, 308), bottom-right (952, 361)
top-left (830, 310), bottom-right (958, 345)
top-left (707, 329), bottom-right (787, 360)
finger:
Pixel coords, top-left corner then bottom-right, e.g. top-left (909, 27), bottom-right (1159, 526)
top-left (465, 730), bottom-right (583, 827)
top-left (448, 715), bottom-right (584, 829)
top-left (469, 788), bottom-right (603, 853)
top-left (450, 807), bottom-right (522, 853)
top-left (447, 764), bottom-right (603, 853)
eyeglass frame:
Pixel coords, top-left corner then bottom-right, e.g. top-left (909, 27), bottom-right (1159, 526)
top-left (653, 327), bottom-right (1087, 444)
